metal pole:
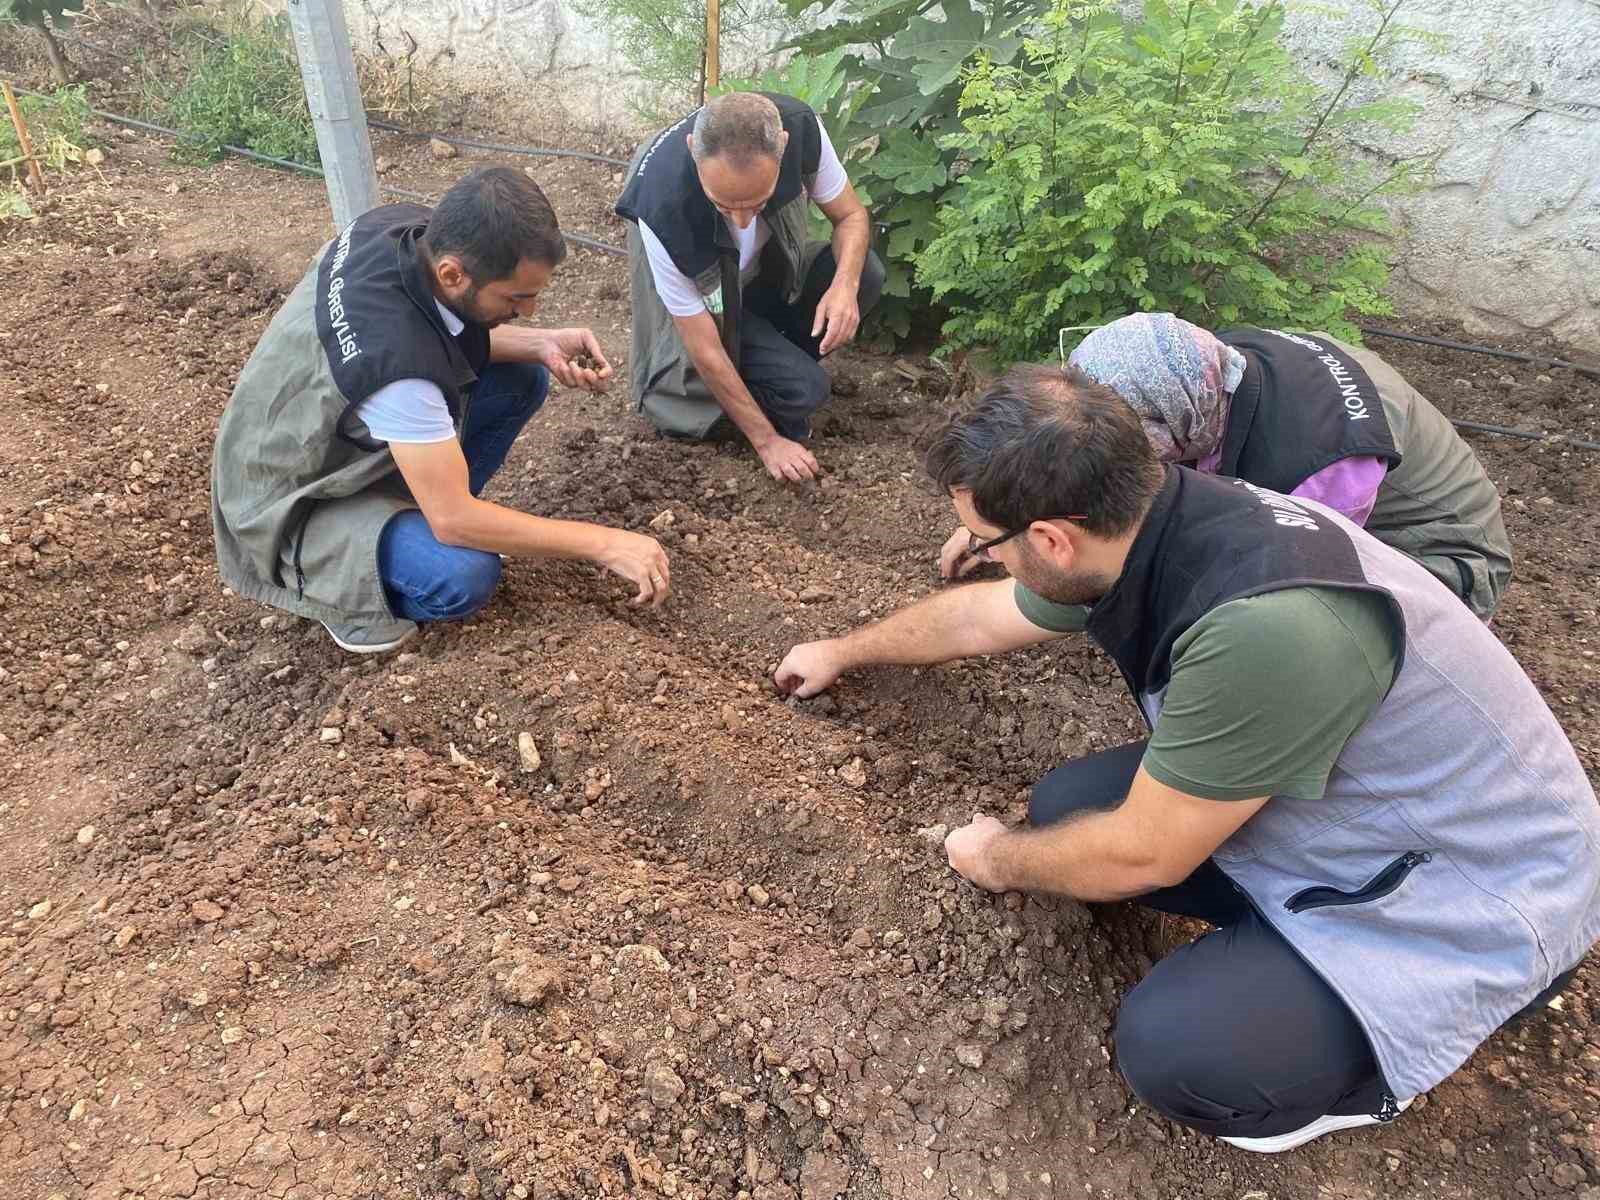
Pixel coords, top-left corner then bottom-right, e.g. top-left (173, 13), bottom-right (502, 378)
top-left (286, 0), bottom-right (379, 230)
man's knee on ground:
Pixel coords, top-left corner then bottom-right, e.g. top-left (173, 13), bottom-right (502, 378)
top-left (413, 548), bottom-right (503, 622)
top-left (1114, 980), bottom-right (1213, 1125)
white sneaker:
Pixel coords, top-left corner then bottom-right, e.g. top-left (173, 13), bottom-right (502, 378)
top-left (320, 616), bottom-right (417, 654)
top-left (1222, 1097), bottom-right (1413, 1154)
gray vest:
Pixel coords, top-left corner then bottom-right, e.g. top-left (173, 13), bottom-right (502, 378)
top-left (1212, 508), bottom-right (1600, 1097)
top-left (1094, 471), bottom-right (1600, 1100)
top-left (617, 102), bottom-right (826, 439)
top-left (211, 207), bottom-right (484, 622)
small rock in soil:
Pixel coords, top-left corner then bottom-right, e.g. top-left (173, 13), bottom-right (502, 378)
top-left (839, 757), bottom-right (868, 789)
top-left (800, 1149), bottom-right (851, 1200)
top-left (114, 925), bottom-right (138, 949)
top-left (617, 943), bottom-right (671, 974)
top-left (644, 1061), bottom-right (685, 1107)
top-left (495, 952), bottom-right (562, 1007)
top-left (746, 884), bottom-right (770, 907)
top-left (518, 731), bottom-right (541, 772)
top-left (375, 155), bottom-right (395, 174)
top-left (84, 147), bottom-right (106, 166)
top-left (955, 1044), bottom-right (985, 1069)
top-left (191, 900), bottom-right (225, 922)
top-left (29, 900), bottom-right (52, 920)
top-left (797, 585), bottom-right (834, 603)
top-left (76, 825), bottom-right (95, 846)
top-left (172, 624), bottom-right (211, 655)
top-left (430, 137), bottom-right (459, 159)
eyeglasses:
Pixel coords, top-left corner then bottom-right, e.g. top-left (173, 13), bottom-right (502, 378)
top-left (967, 516), bottom-right (1088, 562)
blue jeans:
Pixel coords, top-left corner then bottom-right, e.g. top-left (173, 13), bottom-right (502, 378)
top-left (378, 362), bottom-right (548, 622)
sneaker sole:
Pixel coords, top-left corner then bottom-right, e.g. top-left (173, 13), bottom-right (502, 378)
top-left (321, 622), bottom-right (417, 654)
top-left (1221, 1099), bottom-right (1412, 1154)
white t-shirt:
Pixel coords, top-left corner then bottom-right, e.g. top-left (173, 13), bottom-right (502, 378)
top-left (638, 122), bottom-right (850, 318)
top-left (351, 299), bottom-right (466, 444)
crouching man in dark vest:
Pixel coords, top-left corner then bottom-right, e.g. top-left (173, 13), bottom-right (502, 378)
top-left (615, 91), bottom-right (885, 483)
top-left (212, 167), bottom-right (671, 654)
top-left (777, 365), bottom-right (1600, 1152)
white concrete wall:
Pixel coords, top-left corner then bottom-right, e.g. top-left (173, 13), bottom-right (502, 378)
top-left (347, 0), bottom-right (1600, 349)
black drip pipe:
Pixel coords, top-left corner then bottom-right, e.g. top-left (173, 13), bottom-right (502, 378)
top-left (1361, 326), bottom-right (1600, 382)
top-left (10, 86), bottom-right (627, 257)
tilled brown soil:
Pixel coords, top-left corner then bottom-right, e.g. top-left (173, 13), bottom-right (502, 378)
top-left (3, 140), bottom-right (1599, 1200)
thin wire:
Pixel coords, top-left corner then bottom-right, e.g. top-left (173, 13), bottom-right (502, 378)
top-left (367, 118), bottom-right (627, 168)
top-left (12, 92), bottom-right (1597, 443)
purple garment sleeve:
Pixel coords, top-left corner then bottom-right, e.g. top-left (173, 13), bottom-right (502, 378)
top-left (1290, 456), bottom-right (1388, 527)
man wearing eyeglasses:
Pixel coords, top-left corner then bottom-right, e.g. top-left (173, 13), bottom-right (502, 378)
top-left (774, 364), bottom-right (1600, 1154)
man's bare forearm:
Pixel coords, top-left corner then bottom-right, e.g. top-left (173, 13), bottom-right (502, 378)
top-left (673, 312), bottom-right (778, 447)
top-left (488, 325), bottom-right (548, 363)
top-left (829, 208), bottom-right (870, 289)
top-left (986, 818), bottom-right (1165, 902)
top-left (693, 337), bottom-right (778, 447)
top-left (835, 579), bottom-right (1060, 671)
top-left (434, 497), bottom-right (611, 562)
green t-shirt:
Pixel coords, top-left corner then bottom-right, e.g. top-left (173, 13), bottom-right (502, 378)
top-left (1016, 583), bottom-right (1402, 801)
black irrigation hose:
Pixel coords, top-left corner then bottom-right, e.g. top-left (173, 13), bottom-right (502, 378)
top-left (11, 87), bottom-right (627, 256)
top-left (367, 118), bottom-right (628, 169)
top-left (1361, 326), bottom-right (1600, 382)
top-left (1448, 420), bottom-right (1600, 454)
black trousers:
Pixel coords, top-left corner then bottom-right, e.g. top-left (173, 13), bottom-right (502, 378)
top-left (731, 247), bottom-right (885, 441)
top-left (1036, 742), bottom-right (1392, 1138)
top-left (1037, 742), bottom-right (1575, 1138)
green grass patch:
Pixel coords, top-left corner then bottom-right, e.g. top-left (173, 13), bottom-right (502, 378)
top-left (157, 15), bottom-right (319, 166)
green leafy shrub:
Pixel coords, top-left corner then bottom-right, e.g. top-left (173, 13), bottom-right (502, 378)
top-left (0, 84), bottom-right (92, 173)
top-left (916, 0), bottom-right (1427, 361)
top-left (162, 15), bottom-right (319, 165)
top-left (728, 0), bottom-right (1053, 340)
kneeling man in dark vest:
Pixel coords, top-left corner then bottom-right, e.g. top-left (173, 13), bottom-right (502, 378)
top-left (776, 366), bottom-right (1600, 1152)
top-left (212, 168), bottom-right (671, 654)
top-left (615, 91), bottom-right (885, 483)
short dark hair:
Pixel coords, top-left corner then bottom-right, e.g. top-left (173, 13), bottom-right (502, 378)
top-left (690, 92), bottom-right (783, 167)
top-left (422, 166), bottom-right (567, 281)
top-left (921, 364), bottom-right (1164, 537)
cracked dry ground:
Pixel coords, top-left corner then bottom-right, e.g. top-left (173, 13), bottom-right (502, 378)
top-left (3, 146), bottom-right (1599, 1200)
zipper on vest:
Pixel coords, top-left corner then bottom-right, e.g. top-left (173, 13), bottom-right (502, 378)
top-left (1284, 851), bottom-right (1431, 914)
top-left (292, 519), bottom-right (310, 600)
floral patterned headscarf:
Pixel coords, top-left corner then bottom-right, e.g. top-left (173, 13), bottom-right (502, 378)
top-left (1069, 313), bottom-right (1248, 463)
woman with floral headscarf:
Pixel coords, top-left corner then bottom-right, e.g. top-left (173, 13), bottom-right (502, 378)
top-left (938, 313), bottom-right (1512, 619)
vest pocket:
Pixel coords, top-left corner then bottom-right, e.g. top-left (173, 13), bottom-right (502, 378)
top-left (1285, 851), bottom-right (1431, 913)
